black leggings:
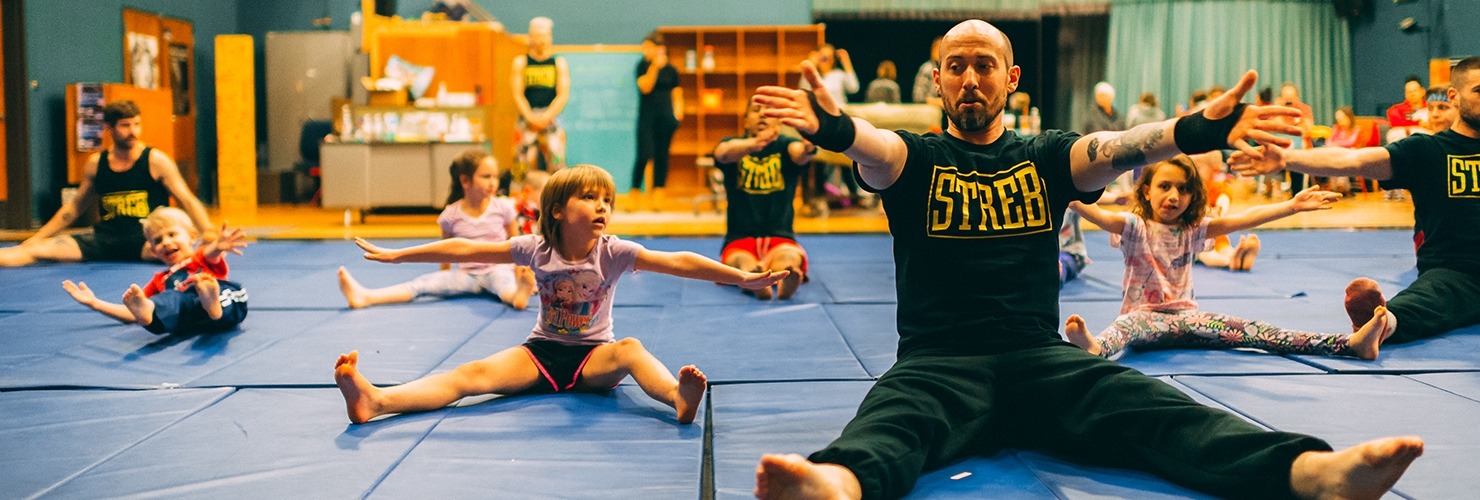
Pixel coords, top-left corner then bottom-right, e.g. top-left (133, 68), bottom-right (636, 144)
top-left (634, 120), bottom-right (678, 190)
top-left (1386, 267), bottom-right (1480, 344)
top-left (809, 341), bottom-right (1328, 499)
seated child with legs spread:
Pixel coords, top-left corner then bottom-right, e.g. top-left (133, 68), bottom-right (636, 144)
top-left (334, 165), bottom-right (787, 424)
top-left (1064, 156), bottom-right (1393, 360)
top-left (62, 207), bottom-right (249, 335)
top-left (338, 149), bottom-right (536, 310)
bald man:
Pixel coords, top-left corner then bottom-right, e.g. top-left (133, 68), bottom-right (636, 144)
top-left (752, 19), bottom-right (1422, 500)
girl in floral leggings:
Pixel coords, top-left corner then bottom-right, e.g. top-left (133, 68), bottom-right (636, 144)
top-left (1063, 156), bottom-right (1392, 360)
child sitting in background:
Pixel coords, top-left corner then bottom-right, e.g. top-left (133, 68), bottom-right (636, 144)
top-left (1064, 156), bottom-right (1391, 360)
top-left (337, 149), bottom-right (537, 310)
top-left (333, 165), bottom-right (787, 424)
top-left (513, 170), bottom-right (549, 236)
top-left (62, 207), bottom-right (249, 335)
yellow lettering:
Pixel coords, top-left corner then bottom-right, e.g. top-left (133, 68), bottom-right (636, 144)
top-left (1017, 168), bottom-right (1047, 227)
top-left (977, 180), bottom-right (998, 231)
top-left (1448, 155), bottom-right (1480, 197)
top-left (993, 177), bottom-right (1024, 229)
top-left (525, 65), bottom-right (557, 88)
top-left (932, 172), bottom-right (955, 231)
top-left (741, 153), bottom-right (785, 194)
top-left (98, 191), bottom-right (150, 221)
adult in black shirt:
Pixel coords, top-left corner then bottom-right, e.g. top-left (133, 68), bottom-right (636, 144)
top-left (713, 102), bottom-right (816, 300)
top-left (1234, 56), bottom-right (1480, 346)
top-left (0, 100), bottom-right (212, 267)
top-left (751, 19), bottom-right (1422, 500)
top-left (631, 31), bottom-right (683, 209)
top-left (510, 16), bottom-right (569, 186)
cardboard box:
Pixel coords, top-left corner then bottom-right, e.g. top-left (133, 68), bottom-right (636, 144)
top-left (367, 89), bottom-right (408, 106)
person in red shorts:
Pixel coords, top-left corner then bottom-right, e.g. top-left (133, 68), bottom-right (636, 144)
top-left (713, 101), bottom-right (818, 300)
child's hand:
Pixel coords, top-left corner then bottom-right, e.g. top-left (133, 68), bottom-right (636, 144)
top-left (355, 238), bottom-right (402, 263)
top-left (736, 269), bottom-right (788, 290)
top-left (206, 224), bottom-right (248, 257)
top-left (1290, 187), bottom-right (1340, 212)
top-left (61, 280), bottom-right (98, 306)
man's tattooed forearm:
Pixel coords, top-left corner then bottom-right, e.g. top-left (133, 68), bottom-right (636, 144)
top-left (1087, 138), bottom-right (1099, 162)
top-left (1107, 127), bottom-right (1165, 171)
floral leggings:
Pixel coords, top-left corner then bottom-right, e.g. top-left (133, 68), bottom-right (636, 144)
top-left (1097, 310), bottom-right (1354, 358)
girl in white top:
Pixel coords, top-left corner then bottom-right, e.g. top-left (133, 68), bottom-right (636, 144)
top-left (1063, 156), bottom-right (1392, 360)
top-left (337, 150), bottom-right (536, 310)
top-left (334, 165), bottom-right (786, 424)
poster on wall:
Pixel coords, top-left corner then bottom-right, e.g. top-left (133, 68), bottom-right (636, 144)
top-left (169, 43), bottom-right (190, 115)
top-left (76, 83), bottom-right (105, 152)
top-left (127, 32), bottom-right (160, 90)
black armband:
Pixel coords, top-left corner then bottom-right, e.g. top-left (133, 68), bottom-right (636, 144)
top-left (1174, 103), bottom-right (1247, 154)
top-left (799, 91), bottom-right (856, 152)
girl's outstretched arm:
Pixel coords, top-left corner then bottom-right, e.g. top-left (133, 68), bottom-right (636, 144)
top-left (634, 249), bottom-right (787, 290)
top-left (356, 237), bottom-right (513, 265)
top-left (1068, 201), bottom-right (1128, 235)
top-left (1205, 187), bottom-right (1340, 238)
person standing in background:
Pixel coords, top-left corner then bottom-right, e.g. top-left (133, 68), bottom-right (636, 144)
top-left (631, 31), bottom-right (683, 211)
top-left (509, 17), bottom-right (570, 191)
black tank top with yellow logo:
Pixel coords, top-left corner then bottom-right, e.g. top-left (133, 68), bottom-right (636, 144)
top-left (523, 55), bottom-right (558, 109)
top-left (95, 147), bottom-right (170, 238)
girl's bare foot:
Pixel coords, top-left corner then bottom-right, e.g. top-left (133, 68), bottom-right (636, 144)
top-left (1344, 278), bottom-right (1387, 333)
top-left (1063, 314), bottom-right (1102, 356)
top-left (755, 453), bottom-right (862, 500)
top-left (510, 266), bottom-right (536, 310)
top-left (674, 365), bottom-right (707, 424)
top-left (1231, 234), bottom-right (1261, 271)
top-left (334, 350), bottom-right (383, 424)
top-left (121, 285), bottom-right (156, 327)
top-left (1346, 306), bottom-right (1392, 360)
top-left (194, 274), bottom-right (224, 320)
top-left (337, 267), bottom-right (369, 309)
top-left (777, 267), bottom-right (803, 300)
top-left (1290, 436), bottom-right (1423, 500)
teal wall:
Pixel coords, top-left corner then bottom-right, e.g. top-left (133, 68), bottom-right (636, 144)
top-left (410, 1), bottom-right (812, 44)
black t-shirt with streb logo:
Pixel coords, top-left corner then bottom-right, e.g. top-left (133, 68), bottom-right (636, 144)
top-left (1384, 130), bottom-right (1480, 274)
top-left (95, 147), bottom-right (170, 239)
top-left (716, 135), bottom-right (808, 245)
top-left (857, 129), bottom-right (1101, 355)
top-left (523, 55), bottom-right (558, 109)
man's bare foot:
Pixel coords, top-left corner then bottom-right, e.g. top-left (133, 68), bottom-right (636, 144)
top-left (1063, 314), bottom-right (1103, 356)
top-left (337, 267), bottom-right (370, 309)
top-left (777, 267), bottom-right (803, 300)
top-left (1346, 306), bottom-right (1392, 360)
top-left (1290, 436), bottom-right (1423, 500)
top-left (121, 284), bottom-right (156, 327)
top-left (510, 266), bottom-right (536, 310)
top-left (755, 453), bottom-right (862, 500)
top-left (1344, 278), bottom-right (1387, 333)
top-left (194, 274), bottom-right (224, 320)
top-left (334, 350), bottom-right (383, 424)
top-left (1231, 234), bottom-right (1261, 271)
top-left (674, 365), bottom-right (707, 424)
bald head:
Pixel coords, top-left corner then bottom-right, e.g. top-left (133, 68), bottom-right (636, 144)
top-left (941, 20), bottom-right (1013, 68)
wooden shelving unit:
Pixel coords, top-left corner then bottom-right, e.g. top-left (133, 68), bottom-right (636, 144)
top-left (656, 24), bottom-right (824, 192)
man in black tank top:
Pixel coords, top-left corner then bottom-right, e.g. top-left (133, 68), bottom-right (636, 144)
top-left (508, 16), bottom-right (570, 191)
top-left (0, 100), bottom-right (213, 266)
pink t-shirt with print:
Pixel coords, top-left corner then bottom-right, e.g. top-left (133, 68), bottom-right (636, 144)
top-left (437, 197), bottom-right (518, 274)
top-left (1116, 212), bottom-right (1208, 314)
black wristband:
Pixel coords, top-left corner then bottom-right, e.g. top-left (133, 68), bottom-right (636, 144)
top-left (799, 91), bottom-right (856, 152)
top-left (1174, 103), bottom-right (1247, 154)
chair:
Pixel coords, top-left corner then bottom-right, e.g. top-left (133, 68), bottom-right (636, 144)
top-left (293, 120), bottom-right (335, 205)
top-left (691, 157), bottom-right (725, 216)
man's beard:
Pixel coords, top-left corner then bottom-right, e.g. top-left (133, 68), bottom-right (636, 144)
top-left (944, 92), bottom-right (1003, 133)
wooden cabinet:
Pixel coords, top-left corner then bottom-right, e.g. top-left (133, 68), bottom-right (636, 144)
top-left (656, 25), bottom-right (825, 191)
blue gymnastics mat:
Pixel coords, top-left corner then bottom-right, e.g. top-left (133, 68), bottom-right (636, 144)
top-left (4, 232), bottom-right (1473, 498)
top-left (1175, 374), bottom-right (1480, 499)
top-left (373, 386), bottom-right (704, 498)
top-left (0, 387), bottom-right (233, 498)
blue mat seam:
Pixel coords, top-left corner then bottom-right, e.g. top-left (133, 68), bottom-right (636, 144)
top-left (181, 312), bottom-right (346, 387)
top-left (358, 412), bottom-right (453, 499)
